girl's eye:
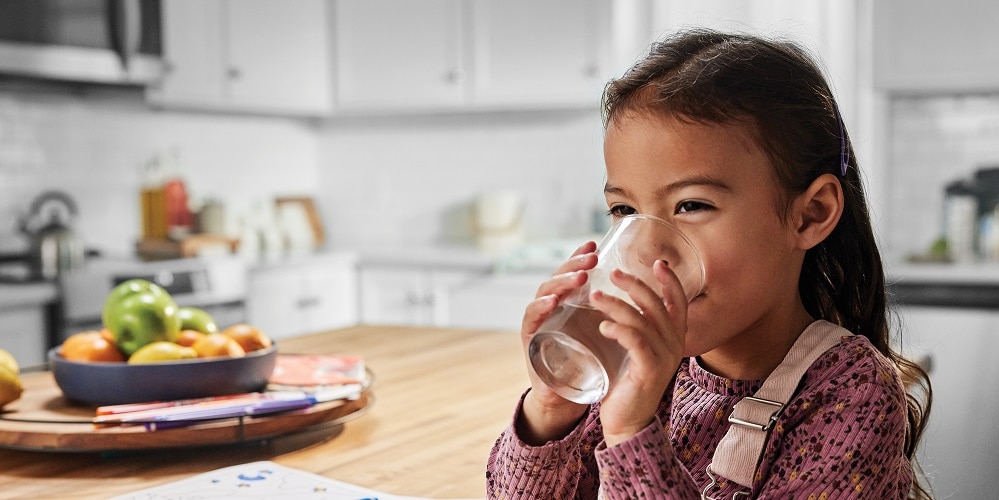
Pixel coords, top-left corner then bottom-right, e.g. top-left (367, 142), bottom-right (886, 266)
top-left (676, 201), bottom-right (710, 214)
top-left (605, 205), bottom-right (636, 218)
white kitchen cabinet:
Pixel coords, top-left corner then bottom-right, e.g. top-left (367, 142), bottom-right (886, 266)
top-left (149, 0), bottom-right (333, 116)
top-left (468, 0), bottom-right (607, 108)
top-left (330, 0), bottom-right (608, 112)
top-left (894, 305), bottom-right (999, 498)
top-left (0, 283), bottom-right (58, 368)
top-left (331, 0), bottom-right (466, 110)
top-left (359, 265), bottom-right (489, 327)
top-left (0, 304), bottom-right (49, 368)
top-left (246, 254), bottom-right (358, 340)
top-left (446, 273), bottom-right (546, 331)
top-left (873, 0), bottom-right (999, 92)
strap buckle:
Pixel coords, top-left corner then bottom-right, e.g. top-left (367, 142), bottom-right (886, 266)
top-left (727, 396), bottom-right (784, 431)
top-left (701, 465), bottom-right (752, 500)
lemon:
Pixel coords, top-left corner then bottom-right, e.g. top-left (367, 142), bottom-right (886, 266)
top-left (0, 348), bottom-right (23, 408)
top-left (128, 341), bottom-right (198, 364)
top-left (0, 348), bottom-right (18, 374)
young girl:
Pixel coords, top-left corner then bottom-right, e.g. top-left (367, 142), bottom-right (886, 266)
top-left (486, 29), bottom-right (931, 499)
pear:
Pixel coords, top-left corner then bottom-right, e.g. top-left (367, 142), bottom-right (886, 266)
top-left (0, 349), bottom-right (23, 408)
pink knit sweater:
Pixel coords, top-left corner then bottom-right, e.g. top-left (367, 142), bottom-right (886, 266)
top-left (486, 335), bottom-right (913, 499)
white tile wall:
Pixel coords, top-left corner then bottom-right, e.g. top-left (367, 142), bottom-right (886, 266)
top-left (6, 82), bottom-right (999, 266)
top-left (316, 111), bottom-right (608, 248)
top-left (0, 87), bottom-right (320, 257)
top-left (0, 86), bottom-right (607, 257)
top-left (885, 94), bottom-right (999, 262)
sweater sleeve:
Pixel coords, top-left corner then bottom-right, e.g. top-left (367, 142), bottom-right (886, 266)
top-left (594, 416), bottom-right (704, 499)
top-left (486, 391), bottom-right (601, 499)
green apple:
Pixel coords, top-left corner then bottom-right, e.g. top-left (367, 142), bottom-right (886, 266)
top-left (178, 306), bottom-right (219, 334)
top-left (101, 279), bottom-right (182, 356)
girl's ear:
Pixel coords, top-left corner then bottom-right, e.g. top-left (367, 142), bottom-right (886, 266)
top-left (793, 173), bottom-right (844, 250)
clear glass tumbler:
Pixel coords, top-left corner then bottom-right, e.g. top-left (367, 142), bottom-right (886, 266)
top-left (528, 214), bottom-right (705, 404)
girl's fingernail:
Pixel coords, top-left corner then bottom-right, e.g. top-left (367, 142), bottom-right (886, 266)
top-left (598, 321), bottom-right (610, 334)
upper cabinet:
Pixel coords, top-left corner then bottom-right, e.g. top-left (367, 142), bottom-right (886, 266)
top-left (148, 0), bottom-right (333, 116)
top-left (148, 0), bottom-right (609, 116)
top-left (873, 0), bottom-right (999, 93)
top-left (468, 0), bottom-right (608, 109)
top-left (330, 0), bottom-right (466, 111)
top-left (330, 0), bottom-right (609, 113)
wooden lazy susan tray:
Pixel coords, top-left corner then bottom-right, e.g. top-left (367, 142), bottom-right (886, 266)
top-left (0, 370), bottom-right (372, 453)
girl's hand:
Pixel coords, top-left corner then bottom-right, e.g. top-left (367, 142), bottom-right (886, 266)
top-left (590, 260), bottom-right (688, 447)
top-left (516, 241), bottom-right (597, 445)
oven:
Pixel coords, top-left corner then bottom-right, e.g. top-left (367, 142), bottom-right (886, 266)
top-left (57, 255), bottom-right (247, 344)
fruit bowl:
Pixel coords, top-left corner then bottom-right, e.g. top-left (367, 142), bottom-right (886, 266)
top-left (48, 343), bottom-right (278, 407)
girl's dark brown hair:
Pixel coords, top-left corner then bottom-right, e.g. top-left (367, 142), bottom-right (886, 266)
top-left (602, 28), bottom-right (932, 499)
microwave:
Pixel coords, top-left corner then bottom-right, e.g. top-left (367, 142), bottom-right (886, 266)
top-left (0, 0), bottom-right (163, 85)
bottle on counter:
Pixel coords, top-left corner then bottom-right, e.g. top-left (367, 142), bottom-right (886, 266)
top-left (944, 179), bottom-right (979, 263)
top-left (161, 148), bottom-right (193, 240)
top-left (980, 205), bottom-right (999, 262)
top-left (140, 156), bottom-right (167, 240)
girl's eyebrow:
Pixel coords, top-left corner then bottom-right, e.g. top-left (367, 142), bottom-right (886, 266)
top-left (604, 175), bottom-right (732, 198)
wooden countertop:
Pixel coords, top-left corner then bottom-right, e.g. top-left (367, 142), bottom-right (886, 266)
top-left (0, 325), bottom-right (529, 499)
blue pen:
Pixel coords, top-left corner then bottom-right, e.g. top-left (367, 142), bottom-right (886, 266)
top-left (142, 396), bottom-right (317, 431)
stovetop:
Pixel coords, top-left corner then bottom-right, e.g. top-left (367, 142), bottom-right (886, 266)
top-left (60, 255), bottom-right (248, 322)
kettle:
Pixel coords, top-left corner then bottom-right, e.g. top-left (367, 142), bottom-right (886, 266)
top-left (19, 191), bottom-right (86, 281)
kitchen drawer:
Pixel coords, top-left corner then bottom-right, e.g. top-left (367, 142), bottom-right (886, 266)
top-left (246, 254), bottom-right (358, 339)
top-left (359, 264), bottom-right (489, 327)
top-left (446, 273), bottom-right (546, 331)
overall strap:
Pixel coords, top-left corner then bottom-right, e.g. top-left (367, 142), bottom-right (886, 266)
top-left (708, 320), bottom-right (852, 489)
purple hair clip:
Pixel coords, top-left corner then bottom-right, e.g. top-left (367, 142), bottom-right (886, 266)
top-left (833, 102), bottom-right (849, 176)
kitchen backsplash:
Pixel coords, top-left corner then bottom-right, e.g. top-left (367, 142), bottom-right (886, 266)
top-left (0, 85), bottom-right (320, 257)
top-left (885, 93), bottom-right (999, 263)
top-left (0, 85), bottom-right (606, 258)
top-left (316, 111), bottom-right (606, 248)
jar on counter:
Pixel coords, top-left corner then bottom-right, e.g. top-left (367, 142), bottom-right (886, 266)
top-left (944, 181), bottom-right (978, 262)
top-left (980, 206), bottom-right (999, 262)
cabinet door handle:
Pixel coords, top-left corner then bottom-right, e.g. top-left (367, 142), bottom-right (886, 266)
top-left (297, 296), bottom-right (319, 309)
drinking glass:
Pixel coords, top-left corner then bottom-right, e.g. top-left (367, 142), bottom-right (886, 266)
top-left (528, 214), bottom-right (705, 404)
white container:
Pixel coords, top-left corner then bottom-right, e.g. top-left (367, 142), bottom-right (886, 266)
top-left (980, 208), bottom-right (999, 262)
top-left (946, 195), bottom-right (978, 262)
top-left (472, 190), bottom-right (524, 256)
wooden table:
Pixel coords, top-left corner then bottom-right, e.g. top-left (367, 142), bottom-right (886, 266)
top-left (0, 325), bottom-right (529, 499)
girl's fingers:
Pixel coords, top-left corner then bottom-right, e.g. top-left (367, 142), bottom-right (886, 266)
top-left (653, 260), bottom-right (688, 327)
top-left (550, 242), bottom-right (598, 280)
top-left (527, 241), bottom-right (598, 316)
top-left (521, 294), bottom-right (558, 341)
top-left (605, 268), bottom-right (671, 335)
top-left (535, 269), bottom-right (588, 301)
top-left (589, 266), bottom-right (685, 364)
top-left (569, 240), bottom-right (598, 258)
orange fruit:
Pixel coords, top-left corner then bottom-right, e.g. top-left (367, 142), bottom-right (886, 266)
top-left (175, 329), bottom-right (206, 348)
top-left (222, 324), bottom-right (273, 353)
top-left (191, 332), bottom-right (246, 358)
top-left (60, 330), bottom-right (127, 363)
